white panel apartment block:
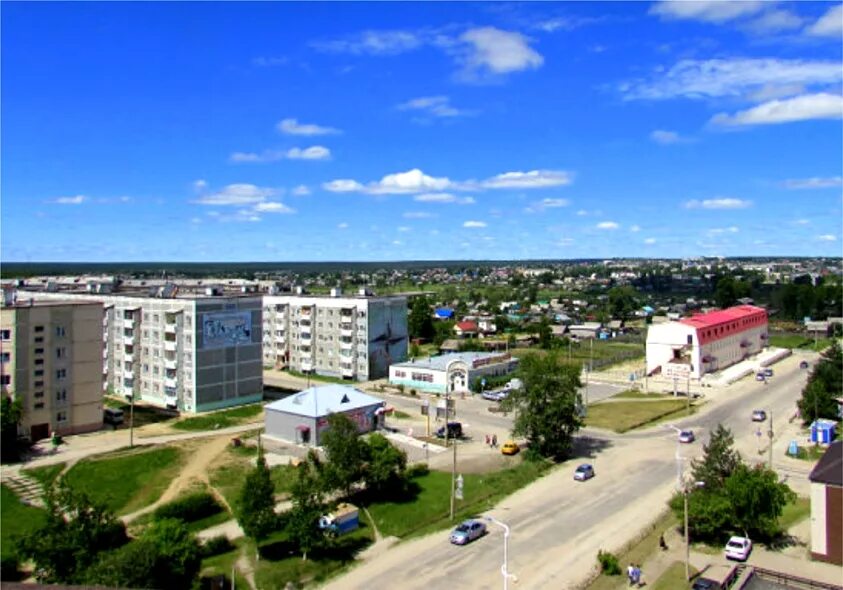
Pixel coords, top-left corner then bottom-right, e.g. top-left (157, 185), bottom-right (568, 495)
top-left (262, 293), bottom-right (408, 381)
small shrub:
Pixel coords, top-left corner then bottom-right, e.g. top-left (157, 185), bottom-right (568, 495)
top-left (409, 389), bottom-right (417, 397)
top-left (200, 535), bottom-right (234, 558)
top-left (407, 463), bottom-right (429, 478)
top-left (153, 491), bottom-right (222, 523)
top-left (397, 384), bottom-right (405, 394)
top-left (597, 549), bottom-right (621, 575)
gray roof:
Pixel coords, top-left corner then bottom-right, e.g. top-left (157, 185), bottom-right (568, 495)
top-left (810, 441), bottom-right (842, 487)
top-left (392, 352), bottom-right (514, 372)
top-left (265, 385), bottom-right (384, 418)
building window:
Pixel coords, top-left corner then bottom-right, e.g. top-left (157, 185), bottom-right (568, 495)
top-left (34, 402), bottom-right (44, 410)
top-left (0, 329), bottom-right (10, 340)
top-left (34, 369), bottom-right (44, 377)
top-left (34, 325), bottom-right (44, 333)
top-left (34, 358), bottom-right (44, 366)
top-left (0, 352), bottom-right (9, 363)
top-left (56, 411), bottom-right (68, 422)
top-left (56, 369), bottom-right (67, 380)
top-left (33, 391), bottom-right (44, 398)
top-left (56, 389), bottom-right (67, 401)
top-left (55, 326), bottom-right (66, 337)
top-left (0, 375), bottom-right (10, 386)
top-left (34, 347), bottom-right (44, 355)
top-left (34, 336), bottom-right (43, 343)
top-left (56, 347), bottom-right (67, 359)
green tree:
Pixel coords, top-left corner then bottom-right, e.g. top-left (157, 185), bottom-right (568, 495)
top-left (433, 320), bottom-right (455, 346)
top-left (714, 276), bottom-right (737, 309)
top-left (17, 480), bottom-right (127, 583)
top-left (500, 352), bottom-right (582, 460)
top-left (670, 489), bottom-right (733, 542)
top-left (798, 341), bottom-right (843, 424)
top-left (725, 464), bottom-right (796, 540)
top-left (321, 412), bottom-right (367, 496)
top-left (536, 317), bottom-right (553, 350)
top-left (408, 297), bottom-right (434, 341)
top-left (87, 519), bottom-right (202, 590)
top-left (363, 433), bottom-right (408, 496)
top-left (237, 446), bottom-right (278, 542)
top-left (691, 424), bottom-right (741, 490)
top-left (286, 451), bottom-right (327, 561)
top-left (1, 395), bottom-right (23, 463)
top-left (607, 286), bottom-right (639, 321)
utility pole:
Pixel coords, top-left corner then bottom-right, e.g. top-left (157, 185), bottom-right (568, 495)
top-left (129, 391), bottom-right (135, 448)
top-left (684, 488), bottom-right (690, 582)
top-left (450, 433), bottom-right (457, 520)
top-left (768, 409), bottom-right (774, 469)
top-left (686, 373), bottom-right (691, 415)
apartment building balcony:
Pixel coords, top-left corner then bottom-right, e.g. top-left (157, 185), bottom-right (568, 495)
top-left (300, 359), bottom-right (313, 372)
top-left (164, 340), bottom-right (178, 352)
top-left (341, 365), bottom-right (355, 378)
top-left (339, 347), bottom-right (355, 358)
top-left (164, 358), bottom-right (178, 370)
top-left (340, 327), bottom-right (354, 338)
top-left (275, 334), bottom-right (286, 344)
top-left (299, 307), bottom-right (312, 318)
top-left (340, 339), bottom-right (353, 351)
top-left (165, 322), bottom-right (178, 334)
top-left (122, 385), bottom-right (134, 397)
top-left (102, 347), bottom-right (109, 358)
top-left (123, 334), bottom-right (134, 345)
top-left (102, 363), bottom-right (108, 375)
top-left (164, 376), bottom-right (178, 389)
top-left (122, 318), bottom-right (135, 329)
top-left (123, 368), bottom-right (135, 380)
top-left (164, 390), bottom-right (178, 409)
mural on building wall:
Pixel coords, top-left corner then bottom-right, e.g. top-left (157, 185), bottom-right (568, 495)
top-left (201, 311), bottom-right (253, 349)
top-left (369, 302), bottom-right (409, 377)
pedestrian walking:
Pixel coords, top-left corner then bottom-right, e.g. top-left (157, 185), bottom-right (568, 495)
top-left (485, 434), bottom-right (490, 447)
top-left (659, 534), bottom-right (667, 551)
top-left (627, 564), bottom-right (634, 586)
top-left (633, 564), bottom-right (641, 586)
top-left (492, 434), bottom-right (498, 448)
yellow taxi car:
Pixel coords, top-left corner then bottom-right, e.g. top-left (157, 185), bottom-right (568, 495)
top-left (501, 441), bottom-right (520, 455)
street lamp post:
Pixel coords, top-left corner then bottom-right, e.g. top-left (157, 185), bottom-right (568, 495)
top-left (485, 516), bottom-right (517, 590)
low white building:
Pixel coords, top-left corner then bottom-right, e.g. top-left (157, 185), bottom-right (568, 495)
top-left (646, 305), bottom-right (768, 380)
top-left (388, 352), bottom-right (519, 395)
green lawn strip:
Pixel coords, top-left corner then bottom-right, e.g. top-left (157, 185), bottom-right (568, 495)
top-left (1, 484), bottom-right (47, 561)
top-left (198, 538), bottom-right (250, 589)
top-left (585, 400), bottom-right (695, 433)
top-left (209, 453), bottom-right (252, 512)
top-left (63, 446), bottom-right (182, 515)
top-left (366, 460), bottom-right (550, 540)
top-left (270, 464), bottom-right (298, 497)
top-left (391, 410), bottom-right (412, 419)
top-left (789, 444), bottom-right (827, 461)
top-left (185, 510), bottom-right (233, 534)
top-left (612, 390), bottom-right (671, 400)
top-left (650, 561), bottom-right (698, 590)
top-left (22, 463), bottom-right (66, 489)
top-left (172, 404), bottom-right (264, 431)
top-left (768, 335), bottom-right (832, 350)
top-left (779, 497), bottom-right (810, 530)
top-left (587, 510), bottom-right (677, 590)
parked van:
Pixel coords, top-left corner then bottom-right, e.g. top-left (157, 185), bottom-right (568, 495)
top-left (103, 407), bottom-right (124, 425)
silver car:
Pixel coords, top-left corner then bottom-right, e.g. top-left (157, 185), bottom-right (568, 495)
top-left (574, 463), bottom-right (595, 481)
top-left (450, 519), bottom-right (486, 545)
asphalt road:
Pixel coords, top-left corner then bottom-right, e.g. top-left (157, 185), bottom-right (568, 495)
top-left (322, 354), bottom-right (814, 590)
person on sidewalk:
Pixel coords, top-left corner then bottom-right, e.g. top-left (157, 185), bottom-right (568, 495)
top-left (633, 564), bottom-right (642, 586)
top-left (485, 434), bottom-right (490, 447)
top-left (627, 564), bottom-right (634, 585)
top-left (492, 434), bottom-right (498, 448)
top-left (659, 534), bottom-right (668, 551)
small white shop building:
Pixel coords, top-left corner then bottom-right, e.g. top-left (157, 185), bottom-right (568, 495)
top-left (646, 305), bottom-right (768, 380)
top-left (388, 352), bottom-right (519, 395)
top-left (264, 384), bottom-right (385, 446)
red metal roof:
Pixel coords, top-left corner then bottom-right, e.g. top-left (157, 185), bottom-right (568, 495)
top-left (456, 321), bottom-right (478, 331)
top-left (680, 305), bottom-right (767, 345)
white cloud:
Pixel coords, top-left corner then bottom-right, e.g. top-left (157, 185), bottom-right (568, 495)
top-left (403, 211), bottom-right (435, 219)
top-left (312, 30), bottom-right (423, 55)
top-left (254, 202), bottom-right (295, 214)
top-left (685, 198), bottom-right (752, 209)
top-left (650, 1), bottom-right (766, 23)
top-left (53, 195), bottom-right (87, 205)
top-left (806, 4), bottom-right (843, 37)
top-left (630, 225), bottom-right (641, 232)
top-left (392, 240), bottom-right (403, 246)
top-left (782, 177), bottom-right (843, 189)
top-left (596, 221), bottom-right (619, 230)
top-left (277, 118), bottom-right (340, 136)
top-left (397, 95), bottom-right (469, 118)
top-left (795, 219), bottom-right (811, 225)
top-left (292, 184), bottom-right (311, 196)
top-left (230, 146), bottom-right (331, 162)
top-left (322, 179), bottom-right (365, 193)
top-left (818, 234), bottom-right (837, 241)
top-left (193, 179), bottom-right (208, 192)
top-left (622, 58), bottom-right (843, 101)
top-left (526, 197), bottom-right (570, 212)
top-left (252, 56), bottom-right (288, 67)
top-left (743, 9), bottom-right (803, 34)
top-left (710, 93), bottom-right (843, 126)
top-left (481, 170), bottom-right (571, 189)
top-left (397, 226), bottom-right (411, 232)
top-left (375, 169), bottom-right (452, 193)
top-left (707, 226), bottom-right (740, 236)
top-left (576, 209), bottom-right (588, 216)
top-left (194, 184), bottom-right (276, 206)
top-left (286, 146), bottom-right (331, 160)
top-left (746, 84), bottom-right (805, 102)
top-left (644, 237), bottom-right (657, 244)
top-left (457, 27), bottom-right (543, 76)
top-left (337, 222), bottom-right (349, 229)
top-left (414, 193), bottom-right (476, 204)
top-left (463, 220), bottom-right (487, 228)
top-left (650, 129), bottom-right (691, 144)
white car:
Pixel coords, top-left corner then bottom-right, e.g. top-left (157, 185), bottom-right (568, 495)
top-left (724, 536), bottom-right (752, 561)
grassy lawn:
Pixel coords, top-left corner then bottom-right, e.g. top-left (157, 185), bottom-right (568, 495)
top-left (789, 444), bottom-right (828, 461)
top-left (779, 497), bottom-right (810, 530)
top-left (365, 460), bottom-right (551, 540)
top-left (768, 334), bottom-right (833, 350)
top-left (63, 446), bottom-right (183, 515)
top-left (584, 400), bottom-right (695, 433)
top-left (512, 340), bottom-right (645, 368)
top-left (1, 484), bottom-right (47, 561)
top-left (651, 561), bottom-right (697, 590)
top-left (172, 403), bottom-right (264, 431)
top-left (391, 410), bottom-right (412, 419)
top-left (22, 463), bottom-right (66, 489)
top-left (199, 539), bottom-right (251, 590)
top-left (613, 390), bottom-right (671, 400)
top-left (209, 454), bottom-right (252, 511)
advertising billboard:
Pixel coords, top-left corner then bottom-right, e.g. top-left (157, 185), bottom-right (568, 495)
top-left (201, 311), bottom-right (253, 349)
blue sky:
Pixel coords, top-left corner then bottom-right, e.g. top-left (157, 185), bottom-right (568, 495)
top-left (2, 1), bottom-right (842, 262)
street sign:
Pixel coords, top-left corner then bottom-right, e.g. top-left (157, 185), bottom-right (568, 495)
top-left (663, 363), bottom-right (691, 380)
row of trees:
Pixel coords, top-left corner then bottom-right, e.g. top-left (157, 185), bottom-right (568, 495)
top-left (670, 425), bottom-right (795, 542)
top-left (237, 414), bottom-right (409, 560)
top-left (797, 341), bottom-right (843, 424)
